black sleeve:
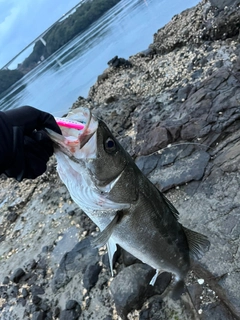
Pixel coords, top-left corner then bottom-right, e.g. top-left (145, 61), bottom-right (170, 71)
top-left (0, 106), bottom-right (61, 181)
top-left (0, 112), bottom-right (14, 173)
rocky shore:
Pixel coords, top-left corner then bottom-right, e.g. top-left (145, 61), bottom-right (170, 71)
top-left (0, 0), bottom-right (240, 319)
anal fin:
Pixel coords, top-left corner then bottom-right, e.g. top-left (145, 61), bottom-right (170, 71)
top-left (149, 269), bottom-right (160, 286)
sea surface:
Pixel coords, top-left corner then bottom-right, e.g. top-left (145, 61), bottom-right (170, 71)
top-left (0, 0), bottom-right (199, 116)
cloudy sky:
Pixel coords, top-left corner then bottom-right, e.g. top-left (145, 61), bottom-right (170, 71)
top-left (0, 0), bottom-right (81, 68)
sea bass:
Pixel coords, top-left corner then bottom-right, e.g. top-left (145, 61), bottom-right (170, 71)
top-left (47, 107), bottom-right (210, 296)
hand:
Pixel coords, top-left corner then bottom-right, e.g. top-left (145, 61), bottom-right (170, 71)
top-left (1, 106), bottom-right (61, 181)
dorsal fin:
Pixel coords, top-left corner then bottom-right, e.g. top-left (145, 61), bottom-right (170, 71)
top-left (183, 226), bottom-right (210, 260)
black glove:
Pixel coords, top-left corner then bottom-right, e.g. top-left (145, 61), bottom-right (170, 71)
top-left (0, 106), bottom-right (61, 181)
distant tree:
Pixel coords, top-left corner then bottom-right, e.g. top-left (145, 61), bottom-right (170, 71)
top-left (1, 0), bottom-right (121, 92)
top-left (21, 0), bottom-right (121, 70)
top-left (0, 69), bottom-right (24, 95)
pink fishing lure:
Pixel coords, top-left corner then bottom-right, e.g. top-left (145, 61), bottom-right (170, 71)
top-left (56, 118), bottom-right (85, 130)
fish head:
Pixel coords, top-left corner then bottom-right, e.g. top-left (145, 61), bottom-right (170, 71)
top-left (46, 107), bottom-right (129, 187)
top-left (87, 119), bottom-right (128, 187)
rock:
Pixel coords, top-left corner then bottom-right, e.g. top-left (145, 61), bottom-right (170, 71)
top-left (139, 296), bottom-right (163, 320)
top-left (22, 288), bottom-right (29, 298)
top-left (10, 268), bottom-right (26, 283)
top-left (209, 0), bottom-right (235, 9)
top-left (2, 276), bottom-right (9, 284)
top-left (60, 309), bottom-right (81, 320)
top-left (122, 250), bottom-right (140, 267)
top-left (32, 295), bottom-right (42, 305)
top-left (60, 300), bottom-right (82, 320)
top-left (32, 311), bottom-right (46, 320)
top-left (107, 55), bottom-right (132, 68)
top-left (136, 125), bottom-right (170, 155)
top-left (83, 263), bottom-right (102, 291)
top-left (177, 84), bottom-right (193, 102)
top-left (52, 236), bottom-right (98, 292)
top-left (53, 306), bottom-right (61, 317)
top-left (7, 212), bottom-right (18, 223)
top-left (110, 263), bottom-right (169, 319)
top-left (24, 259), bottom-right (37, 271)
top-left (66, 300), bottom-right (79, 310)
top-left (30, 285), bottom-right (45, 296)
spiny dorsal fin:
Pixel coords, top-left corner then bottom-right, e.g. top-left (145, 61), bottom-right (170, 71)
top-left (183, 226), bottom-right (210, 260)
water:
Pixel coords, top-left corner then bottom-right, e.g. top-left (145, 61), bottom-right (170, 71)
top-left (0, 0), bottom-right (199, 117)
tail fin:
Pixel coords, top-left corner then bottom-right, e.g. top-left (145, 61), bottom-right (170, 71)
top-left (183, 226), bottom-right (210, 260)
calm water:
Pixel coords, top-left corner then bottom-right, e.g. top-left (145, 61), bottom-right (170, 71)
top-left (0, 0), bottom-right (199, 117)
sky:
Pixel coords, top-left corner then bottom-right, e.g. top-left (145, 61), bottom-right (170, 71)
top-left (0, 0), bottom-right (82, 69)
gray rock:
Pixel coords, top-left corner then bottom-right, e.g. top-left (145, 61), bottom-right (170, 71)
top-left (32, 311), bottom-right (46, 320)
top-left (209, 0), bottom-right (236, 9)
top-left (30, 285), bottom-right (45, 296)
top-left (83, 263), bottom-right (102, 291)
top-left (60, 301), bottom-right (81, 320)
top-left (32, 295), bottom-right (42, 305)
top-left (10, 268), bottom-right (26, 283)
top-left (2, 276), bottom-right (9, 284)
top-left (52, 236), bottom-right (98, 292)
top-left (66, 300), bottom-right (79, 310)
top-left (110, 263), bottom-right (170, 319)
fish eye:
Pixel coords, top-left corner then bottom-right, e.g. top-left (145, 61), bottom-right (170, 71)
top-left (105, 137), bottom-right (116, 152)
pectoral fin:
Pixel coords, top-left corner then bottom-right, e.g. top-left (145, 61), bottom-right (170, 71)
top-left (92, 211), bottom-right (122, 248)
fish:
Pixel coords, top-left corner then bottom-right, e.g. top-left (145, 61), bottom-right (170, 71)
top-left (46, 106), bottom-right (210, 298)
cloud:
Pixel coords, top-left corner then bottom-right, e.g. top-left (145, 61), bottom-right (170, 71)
top-left (0, 0), bottom-right (81, 68)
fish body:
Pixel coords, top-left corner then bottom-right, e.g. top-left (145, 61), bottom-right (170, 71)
top-left (48, 107), bottom-right (210, 293)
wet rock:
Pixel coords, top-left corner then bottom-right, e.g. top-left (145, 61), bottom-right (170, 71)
top-left (52, 236), bottom-right (98, 292)
top-left (10, 268), bottom-right (25, 283)
top-left (83, 263), bottom-right (102, 291)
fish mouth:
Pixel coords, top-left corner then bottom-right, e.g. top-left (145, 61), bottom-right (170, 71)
top-left (46, 107), bottom-right (98, 158)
